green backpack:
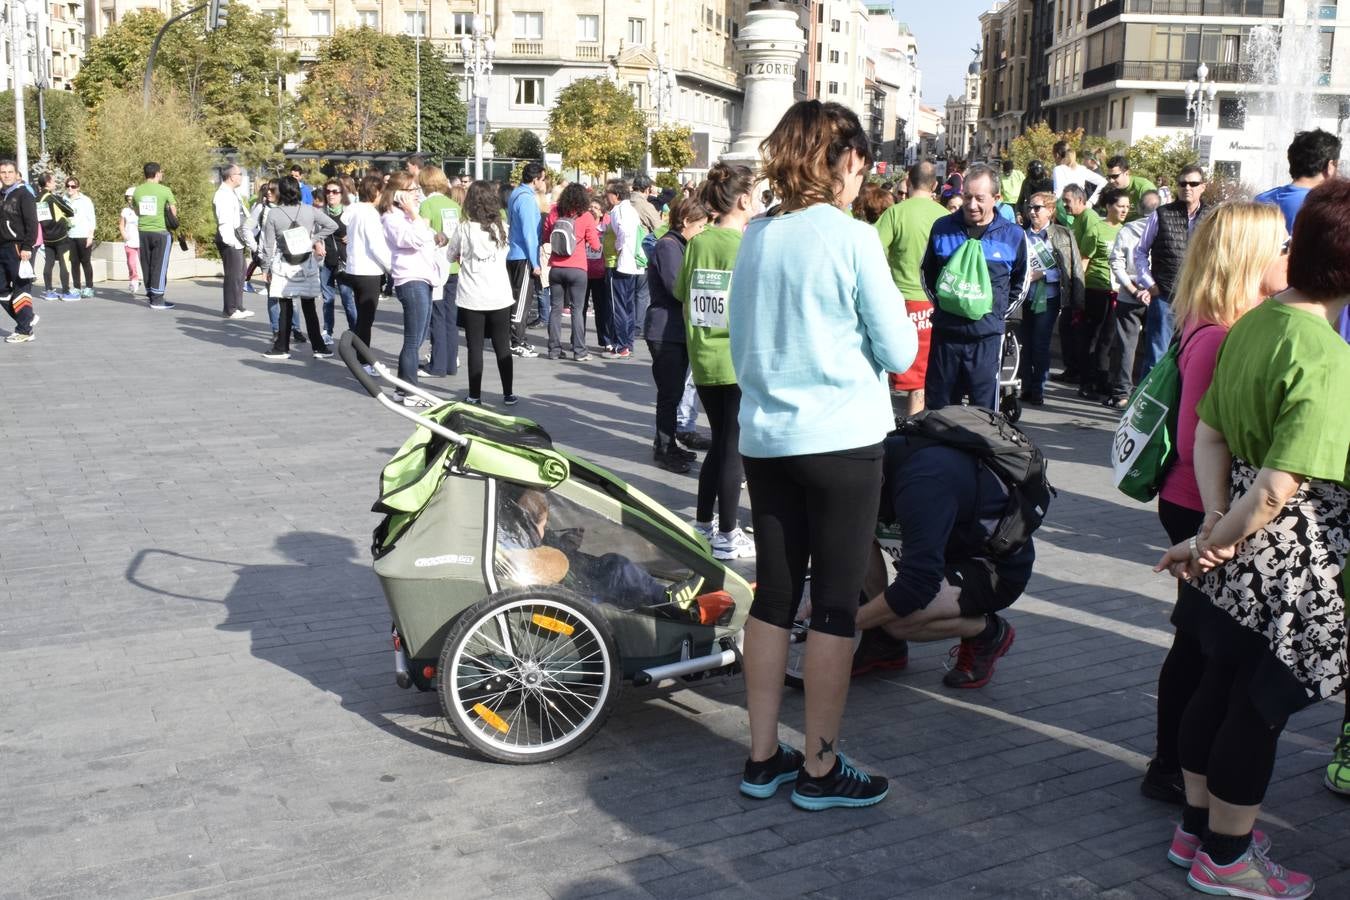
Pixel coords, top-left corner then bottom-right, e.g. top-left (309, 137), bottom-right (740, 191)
top-left (1110, 325), bottom-right (1213, 502)
top-left (934, 239), bottom-right (994, 320)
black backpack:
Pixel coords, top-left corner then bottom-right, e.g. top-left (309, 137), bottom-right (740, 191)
top-left (890, 406), bottom-right (1055, 558)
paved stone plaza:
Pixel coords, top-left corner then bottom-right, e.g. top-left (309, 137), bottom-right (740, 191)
top-left (1, 280), bottom-right (1346, 899)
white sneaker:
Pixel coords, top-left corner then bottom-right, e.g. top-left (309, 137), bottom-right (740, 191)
top-left (239, 309), bottom-right (256, 318)
top-left (397, 392), bottom-right (434, 409)
top-left (692, 521), bottom-right (715, 545)
top-left (227, 310), bottom-right (250, 320)
top-left (5, 330), bottom-right (34, 343)
top-left (511, 343), bottom-right (538, 358)
top-left (362, 364), bottom-right (377, 376)
top-left (711, 528), bottom-right (755, 560)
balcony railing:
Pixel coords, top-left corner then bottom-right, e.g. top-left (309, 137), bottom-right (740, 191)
top-left (511, 40), bottom-right (543, 57)
top-left (1086, 0), bottom-right (1123, 29)
top-left (576, 42), bottom-right (600, 60)
top-left (1082, 59), bottom-right (1248, 87)
top-left (1121, 0), bottom-right (1283, 15)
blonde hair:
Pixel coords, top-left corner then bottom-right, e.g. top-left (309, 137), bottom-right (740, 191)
top-left (418, 164), bottom-right (451, 197)
top-left (1170, 202), bottom-right (1286, 329)
top-left (1029, 191), bottom-right (1055, 208)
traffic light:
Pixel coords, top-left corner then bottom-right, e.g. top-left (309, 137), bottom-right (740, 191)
top-left (207, 0), bottom-right (229, 31)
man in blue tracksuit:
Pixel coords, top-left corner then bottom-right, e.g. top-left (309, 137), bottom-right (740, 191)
top-left (506, 162), bottom-right (547, 357)
top-left (921, 164), bottom-right (1029, 410)
top-left (853, 432), bottom-right (1034, 689)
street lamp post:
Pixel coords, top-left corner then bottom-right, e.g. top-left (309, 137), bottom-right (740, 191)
top-left (413, 0), bottom-right (424, 153)
top-left (460, 16), bottom-right (494, 180)
top-left (644, 53), bottom-right (675, 173)
top-left (1184, 62), bottom-right (1219, 151)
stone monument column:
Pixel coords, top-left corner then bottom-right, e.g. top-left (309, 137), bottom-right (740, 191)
top-left (722, 1), bottom-right (807, 167)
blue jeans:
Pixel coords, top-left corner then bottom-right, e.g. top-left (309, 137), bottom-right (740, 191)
top-left (320, 266), bottom-right (356, 335)
top-left (590, 274), bottom-right (613, 348)
top-left (1139, 293), bottom-right (1173, 380)
top-left (267, 295), bottom-right (302, 333)
top-left (427, 274), bottom-right (459, 376)
top-left (395, 280), bottom-right (432, 385)
top-left (634, 272), bottom-right (650, 338)
top-left (924, 331), bottom-right (1001, 410)
top-left (609, 271), bottom-right (638, 352)
top-left (1019, 295), bottom-right (1061, 398)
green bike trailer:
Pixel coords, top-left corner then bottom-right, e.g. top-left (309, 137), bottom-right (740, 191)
top-left (339, 334), bottom-right (753, 763)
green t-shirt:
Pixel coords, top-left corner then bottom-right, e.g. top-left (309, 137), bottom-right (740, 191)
top-left (1198, 299), bottom-right (1350, 486)
top-left (1072, 207), bottom-right (1120, 291)
top-left (419, 193), bottom-right (462, 274)
top-left (874, 196), bottom-right (946, 300)
top-left (999, 171), bottom-right (1025, 206)
top-left (1124, 174), bottom-right (1157, 221)
top-left (131, 181), bottom-right (176, 232)
top-left (676, 225), bottom-right (742, 386)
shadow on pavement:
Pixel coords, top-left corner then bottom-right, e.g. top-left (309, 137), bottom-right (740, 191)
top-left (123, 535), bottom-right (481, 762)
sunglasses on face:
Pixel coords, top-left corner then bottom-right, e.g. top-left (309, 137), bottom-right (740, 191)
top-left (1179, 180), bottom-right (1204, 188)
top-left (326, 188), bottom-right (341, 194)
top-left (1029, 205), bottom-right (1045, 212)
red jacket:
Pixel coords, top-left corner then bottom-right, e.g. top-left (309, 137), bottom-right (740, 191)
top-left (541, 207), bottom-right (600, 272)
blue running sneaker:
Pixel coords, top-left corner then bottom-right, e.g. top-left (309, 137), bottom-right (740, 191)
top-left (790, 754), bottom-right (889, 811)
top-left (739, 743), bottom-right (804, 799)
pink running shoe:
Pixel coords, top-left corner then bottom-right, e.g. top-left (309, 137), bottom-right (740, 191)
top-left (1187, 847), bottom-right (1314, 899)
top-left (1168, 825), bottom-right (1271, 868)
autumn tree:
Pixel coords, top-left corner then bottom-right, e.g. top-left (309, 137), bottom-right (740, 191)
top-left (0, 90), bottom-right (86, 171)
top-left (648, 125), bottom-right (694, 172)
top-left (547, 77), bottom-right (646, 178)
top-left (492, 127), bottom-right (544, 159)
top-left (73, 7), bottom-right (298, 165)
top-left (1122, 134), bottom-right (1199, 189)
top-left (1007, 122), bottom-right (1125, 173)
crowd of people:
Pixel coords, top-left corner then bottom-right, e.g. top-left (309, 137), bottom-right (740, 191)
top-left (0, 101), bottom-right (1346, 900)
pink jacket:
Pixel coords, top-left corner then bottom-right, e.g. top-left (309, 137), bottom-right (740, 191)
top-left (1159, 320), bottom-right (1226, 512)
top-left (382, 211), bottom-right (446, 287)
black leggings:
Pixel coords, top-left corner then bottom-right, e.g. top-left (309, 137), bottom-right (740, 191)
top-left (694, 383), bottom-right (743, 529)
top-left (69, 238), bottom-right (94, 289)
top-left (348, 274), bottom-right (383, 347)
top-left (43, 238), bottom-right (71, 292)
top-left (647, 340), bottom-right (688, 441)
top-left (462, 306), bottom-right (514, 399)
top-left (1178, 629), bottom-right (1289, 807)
top-left (744, 446), bottom-right (883, 638)
top-left (1155, 498), bottom-right (1207, 770)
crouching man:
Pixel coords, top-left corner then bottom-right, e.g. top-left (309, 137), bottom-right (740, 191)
top-left (853, 426), bottom-right (1037, 689)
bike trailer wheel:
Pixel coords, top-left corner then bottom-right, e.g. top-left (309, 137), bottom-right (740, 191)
top-left (785, 575), bottom-right (863, 689)
top-left (437, 587), bottom-right (621, 763)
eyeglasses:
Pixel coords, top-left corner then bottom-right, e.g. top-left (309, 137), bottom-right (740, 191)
top-left (326, 188), bottom-right (341, 194)
top-left (1108, 172), bottom-right (1126, 179)
top-left (1028, 205), bottom-right (1045, 212)
top-left (1179, 180), bottom-right (1205, 188)
top-left (66, 183), bottom-right (78, 188)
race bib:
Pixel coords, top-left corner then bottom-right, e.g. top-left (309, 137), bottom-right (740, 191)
top-left (281, 225), bottom-right (312, 258)
top-left (875, 523), bottom-right (903, 585)
top-left (441, 208), bottom-right (459, 233)
top-left (1111, 391), bottom-right (1167, 488)
top-left (688, 268), bottom-right (731, 329)
top-left (36, 205), bottom-right (52, 222)
top-left (138, 197), bottom-right (157, 217)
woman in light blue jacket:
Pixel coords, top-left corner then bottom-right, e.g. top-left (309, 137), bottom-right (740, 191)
top-left (729, 100), bottom-right (917, 812)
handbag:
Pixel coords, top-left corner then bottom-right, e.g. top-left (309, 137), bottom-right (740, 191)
top-left (1110, 324), bottom-right (1212, 501)
top-left (934, 239), bottom-right (994, 320)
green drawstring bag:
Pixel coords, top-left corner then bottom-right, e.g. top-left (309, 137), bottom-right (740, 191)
top-left (935, 239), bottom-right (994, 320)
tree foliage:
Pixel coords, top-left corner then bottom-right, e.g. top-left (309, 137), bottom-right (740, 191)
top-left (296, 28), bottom-right (467, 155)
top-left (492, 127), bottom-right (544, 160)
top-left (648, 125), bottom-right (694, 172)
top-left (73, 7), bottom-right (298, 166)
top-left (74, 90), bottom-right (215, 245)
top-left (547, 77), bottom-right (646, 178)
top-left (0, 90), bottom-right (86, 171)
top-left (1006, 122), bottom-right (1125, 173)
top-left (1122, 134), bottom-right (1199, 189)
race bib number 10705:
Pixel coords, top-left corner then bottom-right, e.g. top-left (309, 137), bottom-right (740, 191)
top-left (689, 268), bottom-right (731, 329)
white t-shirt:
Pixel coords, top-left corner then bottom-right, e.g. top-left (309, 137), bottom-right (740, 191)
top-left (1053, 164), bottom-right (1106, 203)
top-left (120, 207), bottom-right (140, 249)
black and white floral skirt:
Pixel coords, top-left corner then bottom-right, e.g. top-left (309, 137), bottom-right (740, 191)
top-left (1197, 458), bottom-right (1349, 716)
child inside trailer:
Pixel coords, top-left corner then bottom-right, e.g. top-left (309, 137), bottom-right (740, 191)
top-left (494, 485), bottom-right (730, 624)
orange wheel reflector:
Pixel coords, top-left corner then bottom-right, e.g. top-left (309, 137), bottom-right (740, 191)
top-left (472, 703), bottom-right (511, 734)
top-left (695, 591), bottom-right (735, 626)
top-left (531, 613), bottom-right (575, 636)
top-left (423, 665), bottom-right (436, 679)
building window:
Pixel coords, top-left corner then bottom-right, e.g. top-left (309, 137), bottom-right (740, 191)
top-left (829, 50), bottom-right (839, 63)
top-left (716, 13), bottom-right (724, 31)
top-left (452, 12), bottom-right (474, 35)
top-left (731, 21), bottom-right (739, 38)
top-left (629, 82), bottom-right (645, 107)
top-left (404, 11), bottom-right (426, 36)
top-left (357, 9), bottom-right (379, 29)
top-left (830, 18), bottom-right (840, 32)
top-left (576, 14), bottom-right (598, 41)
top-left (514, 11), bottom-right (543, 39)
top-left (828, 81), bottom-right (839, 94)
top-left (311, 10), bottom-right (332, 36)
top-left (628, 17), bottom-right (645, 45)
top-left (1218, 96), bottom-right (1245, 129)
top-left (705, 7), bottom-right (714, 27)
top-left (1155, 96), bottom-right (1189, 127)
top-left (513, 77), bottom-right (544, 107)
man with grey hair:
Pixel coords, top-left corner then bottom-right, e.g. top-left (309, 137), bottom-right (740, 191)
top-left (213, 164), bottom-right (253, 319)
top-left (920, 163), bottom-right (1029, 410)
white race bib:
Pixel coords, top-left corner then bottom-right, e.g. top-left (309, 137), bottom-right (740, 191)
top-left (138, 197), bottom-right (157, 217)
top-left (688, 268), bottom-right (731, 329)
top-left (1110, 391), bottom-right (1166, 489)
top-left (441, 208), bottom-right (459, 233)
top-left (281, 225), bottom-right (312, 258)
top-left (35, 205), bottom-right (52, 223)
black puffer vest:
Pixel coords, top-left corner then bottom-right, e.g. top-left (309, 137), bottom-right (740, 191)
top-left (1150, 200), bottom-right (1207, 297)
